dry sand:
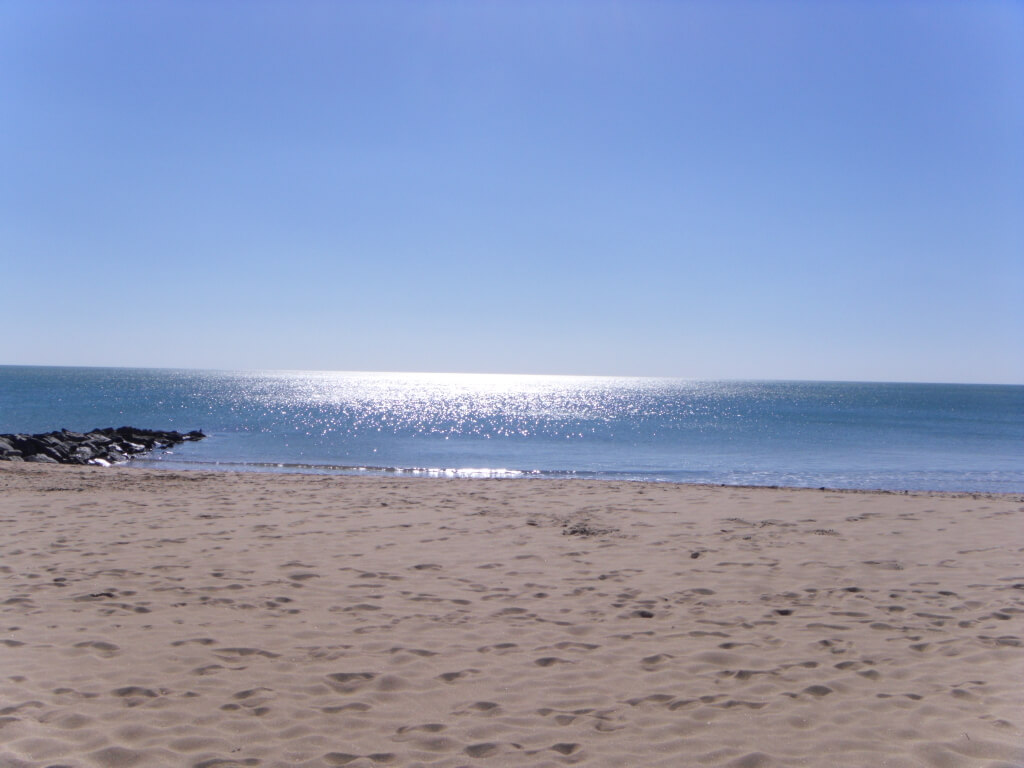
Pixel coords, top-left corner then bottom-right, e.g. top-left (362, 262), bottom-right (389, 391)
top-left (1, 463), bottom-right (1022, 768)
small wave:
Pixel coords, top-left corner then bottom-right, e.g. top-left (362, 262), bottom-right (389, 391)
top-left (130, 456), bottom-right (1024, 492)
top-left (133, 456), bottom-right (532, 479)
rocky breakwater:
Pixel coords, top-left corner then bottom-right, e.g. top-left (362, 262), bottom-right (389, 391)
top-left (0, 427), bottom-right (205, 466)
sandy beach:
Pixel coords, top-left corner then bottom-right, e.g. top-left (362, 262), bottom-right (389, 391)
top-left (1, 463), bottom-right (1021, 768)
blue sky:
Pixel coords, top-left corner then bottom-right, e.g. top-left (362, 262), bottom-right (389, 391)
top-left (2, 1), bottom-right (1022, 383)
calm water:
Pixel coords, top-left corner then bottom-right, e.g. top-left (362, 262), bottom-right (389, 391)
top-left (1, 366), bottom-right (1022, 492)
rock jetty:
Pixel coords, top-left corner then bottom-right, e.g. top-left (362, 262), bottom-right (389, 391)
top-left (0, 427), bottom-right (205, 466)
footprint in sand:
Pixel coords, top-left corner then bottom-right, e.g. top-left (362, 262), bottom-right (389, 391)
top-left (323, 753), bottom-right (394, 765)
top-left (451, 701), bottom-right (501, 717)
top-left (437, 669), bottom-right (479, 682)
top-left (321, 702), bottom-right (372, 713)
top-left (388, 646), bottom-right (437, 657)
top-left (553, 641), bottom-right (600, 652)
top-left (550, 743), bottom-right (580, 755)
top-left (170, 637), bottom-right (218, 647)
top-left (641, 653), bottom-right (673, 670)
top-left (213, 647), bottom-right (280, 659)
top-left (396, 723), bottom-right (446, 734)
top-left (325, 672), bottom-right (377, 693)
top-left (73, 640), bottom-right (120, 657)
top-left (477, 642), bottom-right (518, 653)
top-left (464, 743), bottom-right (501, 758)
top-left (534, 657), bottom-right (571, 667)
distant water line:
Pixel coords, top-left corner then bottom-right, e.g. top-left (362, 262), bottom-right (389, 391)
top-left (1, 366), bottom-right (1022, 493)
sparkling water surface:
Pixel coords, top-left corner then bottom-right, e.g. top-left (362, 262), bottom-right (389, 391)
top-left (1, 366), bottom-right (1021, 492)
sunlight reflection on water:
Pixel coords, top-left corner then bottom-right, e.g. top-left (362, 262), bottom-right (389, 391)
top-left (2, 367), bottom-right (1022, 491)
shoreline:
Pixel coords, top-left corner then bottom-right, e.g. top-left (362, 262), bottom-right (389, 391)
top-left (1, 463), bottom-right (1022, 767)
top-left (21, 458), bottom-right (1024, 500)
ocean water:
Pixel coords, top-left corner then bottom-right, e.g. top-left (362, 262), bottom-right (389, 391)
top-left (1, 366), bottom-right (1021, 493)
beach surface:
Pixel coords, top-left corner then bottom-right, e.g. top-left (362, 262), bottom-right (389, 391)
top-left (1, 464), bottom-right (1022, 768)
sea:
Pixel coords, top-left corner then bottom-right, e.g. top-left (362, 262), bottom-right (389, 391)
top-left (1, 366), bottom-right (1022, 493)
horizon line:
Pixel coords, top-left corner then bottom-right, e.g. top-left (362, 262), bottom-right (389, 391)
top-left (1, 362), bottom-right (1021, 388)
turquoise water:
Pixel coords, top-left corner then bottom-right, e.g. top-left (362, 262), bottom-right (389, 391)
top-left (1, 366), bottom-right (1021, 492)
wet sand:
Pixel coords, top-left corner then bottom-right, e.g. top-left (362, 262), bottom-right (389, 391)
top-left (1, 463), bottom-right (1022, 767)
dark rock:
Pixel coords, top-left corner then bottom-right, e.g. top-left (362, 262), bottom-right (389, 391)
top-left (41, 446), bottom-right (69, 462)
top-left (25, 454), bottom-right (59, 463)
top-left (0, 427), bottom-right (205, 466)
top-left (39, 437), bottom-right (72, 459)
top-left (7, 435), bottom-right (40, 456)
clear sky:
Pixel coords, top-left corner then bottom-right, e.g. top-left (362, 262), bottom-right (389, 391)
top-left (2, 1), bottom-right (1022, 383)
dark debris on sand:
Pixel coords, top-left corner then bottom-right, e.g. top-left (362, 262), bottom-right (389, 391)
top-left (562, 521), bottom-right (619, 537)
